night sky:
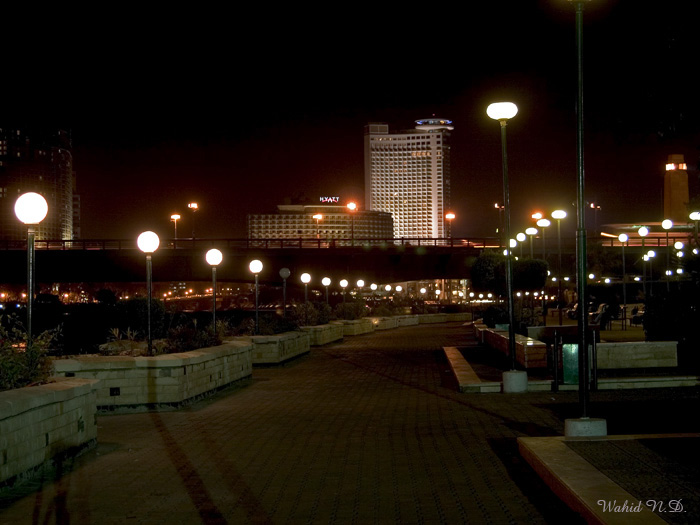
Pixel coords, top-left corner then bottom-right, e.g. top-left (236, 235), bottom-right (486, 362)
top-left (6, 1), bottom-right (700, 241)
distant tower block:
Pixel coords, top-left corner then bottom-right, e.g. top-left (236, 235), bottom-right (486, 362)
top-left (664, 154), bottom-right (689, 223)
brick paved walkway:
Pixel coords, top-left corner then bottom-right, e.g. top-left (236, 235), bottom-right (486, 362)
top-left (0, 322), bottom-right (697, 524)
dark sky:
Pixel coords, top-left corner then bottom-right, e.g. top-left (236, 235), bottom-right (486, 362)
top-left (5, 1), bottom-right (700, 241)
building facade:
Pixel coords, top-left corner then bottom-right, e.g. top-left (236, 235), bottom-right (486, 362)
top-left (0, 128), bottom-right (77, 240)
top-left (247, 204), bottom-right (393, 241)
top-left (364, 118), bottom-right (453, 239)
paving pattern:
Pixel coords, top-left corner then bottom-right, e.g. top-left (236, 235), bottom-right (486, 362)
top-left (0, 322), bottom-right (697, 524)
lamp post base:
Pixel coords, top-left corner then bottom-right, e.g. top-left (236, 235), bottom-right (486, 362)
top-left (565, 417), bottom-right (608, 437)
top-left (502, 370), bottom-right (528, 393)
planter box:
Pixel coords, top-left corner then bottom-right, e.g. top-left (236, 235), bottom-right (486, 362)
top-left (300, 324), bottom-right (344, 346)
top-left (596, 342), bottom-right (677, 369)
top-left (0, 378), bottom-right (99, 487)
top-left (369, 317), bottom-right (398, 330)
top-left (483, 329), bottom-right (548, 368)
top-left (238, 331), bottom-right (310, 365)
top-left (53, 341), bottom-right (253, 410)
top-left (330, 319), bottom-right (374, 336)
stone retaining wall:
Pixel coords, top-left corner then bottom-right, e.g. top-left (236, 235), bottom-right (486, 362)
top-left (0, 378), bottom-right (99, 486)
top-left (330, 319), bottom-right (374, 336)
top-left (53, 341), bottom-right (253, 410)
top-left (300, 324), bottom-right (344, 346)
top-left (369, 317), bottom-right (398, 330)
top-left (481, 328), bottom-right (548, 368)
top-left (396, 315), bottom-right (420, 327)
top-left (596, 341), bottom-right (677, 369)
top-left (238, 331), bottom-right (310, 365)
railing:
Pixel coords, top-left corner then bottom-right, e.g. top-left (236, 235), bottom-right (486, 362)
top-left (0, 237), bottom-right (501, 251)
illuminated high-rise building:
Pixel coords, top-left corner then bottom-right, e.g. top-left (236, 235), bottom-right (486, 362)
top-left (364, 118), bottom-right (453, 239)
top-left (0, 128), bottom-right (77, 240)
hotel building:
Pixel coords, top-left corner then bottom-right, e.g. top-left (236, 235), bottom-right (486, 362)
top-left (0, 128), bottom-right (78, 241)
top-left (247, 203), bottom-right (393, 241)
top-left (364, 118), bottom-right (453, 239)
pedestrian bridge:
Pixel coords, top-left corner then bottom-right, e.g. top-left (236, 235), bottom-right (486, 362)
top-left (0, 237), bottom-right (498, 284)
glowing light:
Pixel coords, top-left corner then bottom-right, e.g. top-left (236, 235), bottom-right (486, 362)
top-left (137, 231), bottom-right (160, 253)
top-left (662, 219), bottom-right (673, 230)
top-left (248, 259), bottom-right (262, 274)
top-left (618, 234), bottom-right (628, 243)
top-left (14, 192), bottom-right (48, 224)
top-left (300, 273), bottom-right (311, 284)
top-left (638, 226), bottom-right (649, 237)
top-left (551, 210), bottom-right (567, 220)
top-left (321, 277), bottom-right (331, 286)
top-left (356, 279), bottom-right (365, 288)
top-left (486, 102), bottom-right (518, 121)
top-left (206, 249), bottom-right (223, 266)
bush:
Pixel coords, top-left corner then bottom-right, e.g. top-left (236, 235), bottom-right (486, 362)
top-left (371, 304), bottom-right (395, 317)
top-left (164, 321), bottom-right (222, 354)
top-left (482, 305), bottom-right (508, 328)
top-left (290, 302), bottom-right (319, 326)
top-left (334, 301), bottom-right (366, 320)
top-left (0, 317), bottom-right (56, 392)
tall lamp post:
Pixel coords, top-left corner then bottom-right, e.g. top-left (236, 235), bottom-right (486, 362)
top-left (552, 210), bottom-right (567, 326)
top-left (638, 226), bottom-right (649, 297)
top-left (301, 273), bottom-right (311, 303)
top-left (188, 202), bottom-right (198, 240)
top-left (14, 192), bottom-right (48, 348)
top-left (279, 268), bottom-right (291, 317)
top-left (536, 218), bottom-right (550, 260)
top-left (445, 212), bottom-right (456, 242)
top-left (690, 212), bottom-right (700, 247)
top-left (170, 214), bottom-right (180, 243)
top-left (525, 227), bottom-right (538, 258)
top-left (137, 231), bottom-right (160, 355)
top-left (516, 232), bottom-right (526, 258)
top-left (662, 219), bottom-right (673, 292)
top-left (347, 202), bottom-right (357, 246)
top-left (487, 101), bottom-right (524, 392)
top-left (618, 234), bottom-right (628, 325)
top-left (249, 260), bottom-right (263, 334)
top-left (312, 214), bottom-right (323, 240)
top-left (494, 203), bottom-right (505, 248)
top-left (206, 249), bottom-right (223, 328)
top-left (322, 277), bottom-right (331, 304)
top-left (340, 279), bottom-right (348, 303)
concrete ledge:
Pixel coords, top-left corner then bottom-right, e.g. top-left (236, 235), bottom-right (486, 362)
top-left (369, 317), bottom-right (398, 330)
top-left (0, 378), bottom-right (99, 487)
top-left (482, 329), bottom-right (548, 368)
top-left (395, 315), bottom-right (419, 327)
top-left (53, 341), bottom-right (253, 410)
top-left (518, 435), bottom-right (677, 524)
top-left (330, 319), bottom-right (374, 336)
top-left (418, 313), bottom-right (447, 324)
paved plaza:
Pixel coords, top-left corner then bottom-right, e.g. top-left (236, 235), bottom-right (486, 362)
top-left (1, 322), bottom-right (698, 524)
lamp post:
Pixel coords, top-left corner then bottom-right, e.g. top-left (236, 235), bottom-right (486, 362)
top-left (618, 234), bottom-right (628, 325)
top-left (249, 260), bottom-right (263, 334)
top-left (516, 232), bottom-right (526, 258)
top-left (552, 210), bottom-right (567, 326)
top-left (347, 202), bottom-right (357, 246)
top-left (445, 212), bottom-right (456, 242)
top-left (14, 192), bottom-right (48, 348)
top-left (301, 272), bottom-right (311, 303)
top-left (690, 211), bottom-right (700, 248)
top-left (494, 203), bottom-right (504, 248)
top-left (662, 219), bottom-right (673, 292)
top-left (206, 249), bottom-right (223, 328)
top-left (170, 214), bottom-right (180, 242)
top-left (525, 227), bottom-right (538, 258)
top-left (638, 226), bottom-right (649, 297)
top-left (537, 218), bottom-right (550, 260)
top-left (322, 277), bottom-right (331, 304)
top-left (187, 202), bottom-right (198, 240)
top-left (312, 214), bottom-right (323, 240)
top-left (646, 250), bottom-right (656, 297)
top-left (279, 268), bottom-right (291, 317)
top-left (137, 231), bottom-right (160, 355)
top-left (487, 101), bottom-right (520, 385)
top-left (340, 279), bottom-right (348, 303)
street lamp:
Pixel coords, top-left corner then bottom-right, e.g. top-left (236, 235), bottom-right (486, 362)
top-left (618, 234), bottom-right (628, 322)
top-left (494, 203), bottom-right (505, 248)
top-left (322, 277), bottom-right (331, 304)
top-left (249, 259), bottom-right (263, 334)
top-left (187, 202), bottom-right (198, 240)
top-left (14, 192), bottom-right (48, 348)
top-left (206, 249), bottom-right (223, 328)
top-left (638, 226), bottom-right (649, 297)
top-left (525, 227), bottom-right (538, 258)
top-left (646, 250), bottom-right (656, 297)
top-left (301, 272), bottom-right (311, 303)
top-left (340, 279), bottom-right (348, 303)
top-left (170, 214), bottom-right (180, 241)
top-left (689, 211), bottom-right (700, 247)
top-left (536, 218), bottom-right (550, 260)
top-left (552, 210), bottom-right (567, 325)
top-left (312, 213), bottom-right (323, 240)
top-left (516, 232), bottom-right (526, 258)
top-left (279, 268), bottom-right (291, 317)
top-left (445, 212), bottom-right (456, 241)
top-left (662, 219), bottom-right (673, 291)
top-left (137, 231), bottom-right (160, 355)
top-left (347, 202), bottom-right (357, 246)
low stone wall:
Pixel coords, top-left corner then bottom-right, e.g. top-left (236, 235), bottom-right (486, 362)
top-left (369, 317), bottom-right (398, 330)
top-left (418, 313), bottom-right (448, 324)
top-left (396, 315), bottom-right (419, 327)
top-left (596, 341), bottom-right (678, 369)
top-left (0, 378), bottom-right (99, 487)
top-left (444, 312), bottom-right (471, 322)
top-left (330, 319), bottom-right (374, 336)
top-left (241, 331), bottom-right (310, 365)
top-left (300, 324), bottom-right (344, 346)
top-left (53, 341), bottom-right (253, 410)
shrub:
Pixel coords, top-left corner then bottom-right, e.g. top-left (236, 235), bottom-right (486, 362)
top-left (163, 321), bottom-right (222, 354)
top-left (334, 301), bottom-right (366, 320)
top-left (290, 302), bottom-right (319, 326)
top-left (0, 317), bottom-right (56, 392)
